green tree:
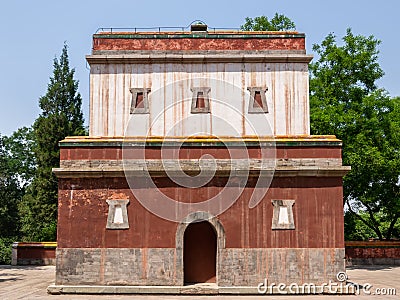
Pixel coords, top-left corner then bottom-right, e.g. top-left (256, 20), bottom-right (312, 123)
top-left (0, 128), bottom-right (34, 237)
top-left (345, 210), bottom-right (400, 241)
top-left (20, 44), bottom-right (85, 241)
top-left (0, 136), bottom-right (23, 239)
top-left (241, 13), bottom-right (296, 31)
top-left (0, 128), bottom-right (34, 263)
top-left (310, 29), bottom-right (400, 240)
top-left (344, 211), bottom-right (377, 241)
top-left (3, 127), bottom-right (36, 185)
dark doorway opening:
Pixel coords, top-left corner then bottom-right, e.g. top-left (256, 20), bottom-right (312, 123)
top-left (184, 221), bottom-right (217, 284)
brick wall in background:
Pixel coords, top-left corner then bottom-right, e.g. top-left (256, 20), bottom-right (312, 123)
top-left (345, 241), bottom-right (400, 265)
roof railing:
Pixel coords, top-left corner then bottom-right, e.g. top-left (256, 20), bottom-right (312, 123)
top-left (95, 27), bottom-right (243, 34)
top-left (95, 21), bottom-right (241, 34)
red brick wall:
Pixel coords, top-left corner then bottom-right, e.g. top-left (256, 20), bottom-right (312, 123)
top-left (12, 242), bottom-right (56, 265)
top-left (346, 241), bottom-right (400, 259)
top-left (17, 247), bottom-right (55, 259)
top-left (57, 176), bottom-right (344, 249)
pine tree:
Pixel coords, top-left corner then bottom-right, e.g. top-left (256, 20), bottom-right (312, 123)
top-left (20, 44), bottom-right (85, 241)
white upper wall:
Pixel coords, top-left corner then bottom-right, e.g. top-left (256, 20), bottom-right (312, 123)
top-left (89, 60), bottom-right (311, 137)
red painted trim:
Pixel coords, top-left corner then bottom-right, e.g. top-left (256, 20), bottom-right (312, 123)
top-left (93, 37), bottom-right (305, 51)
top-left (60, 146), bottom-right (342, 160)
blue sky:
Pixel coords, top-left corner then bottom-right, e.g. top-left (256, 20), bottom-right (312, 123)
top-left (0, 0), bottom-right (399, 135)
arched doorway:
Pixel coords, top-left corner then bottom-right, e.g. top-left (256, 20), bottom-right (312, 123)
top-left (184, 221), bottom-right (217, 284)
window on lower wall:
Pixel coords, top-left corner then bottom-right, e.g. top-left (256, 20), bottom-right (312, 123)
top-left (130, 88), bottom-right (151, 114)
top-left (106, 199), bottom-right (130, 229)
top-left (191, 87), bottom-right (211, 113)
top-left (271, 199), bottom-right (295, 230)
top-left (247, 87), bottom-right (268, 113)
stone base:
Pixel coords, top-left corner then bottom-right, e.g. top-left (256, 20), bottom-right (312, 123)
top-left (47, 283), bottom-right (356, 295)
top-left (347, 258), bottom-right (400, 266)
top-left (55, 248), bottom-right (345, 286)
top-left (14, 258), bottom-right (55, 266)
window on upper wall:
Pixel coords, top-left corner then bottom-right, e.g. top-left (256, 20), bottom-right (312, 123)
top-left (247, 87), bottom-right (268, 113)
top-left (191, 87), bottom-right (211, 113)
top-left (130, 88), bottom-right (151, 114)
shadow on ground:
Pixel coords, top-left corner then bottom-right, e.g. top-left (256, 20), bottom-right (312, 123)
top-left (347, 265), bottom-right (398, 271)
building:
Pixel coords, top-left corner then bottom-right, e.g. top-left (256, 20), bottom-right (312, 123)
top-left (49, 24), bottom-right (350, 294)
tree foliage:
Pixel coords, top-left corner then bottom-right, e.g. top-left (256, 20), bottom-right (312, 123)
top-left (241, 13), bottom-right (296, 31)
top-left (20, 44), bottom-right (85, 241)
top-left (0, 128), bottom-right (34, 238)
top-left (310, 29), bottom-right (400, 240)
top-left (0, 128), bottom-right (35, 263)
top-left (3, 127), bottom-right (36, 185)
top-left (0, 136), bottom-right (23, 238)
top-left (345, 210), bottom-right (400, 241)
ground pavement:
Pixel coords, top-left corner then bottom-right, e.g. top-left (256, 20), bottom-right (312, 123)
top-left (0, 265), bottom-right (399, 299)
